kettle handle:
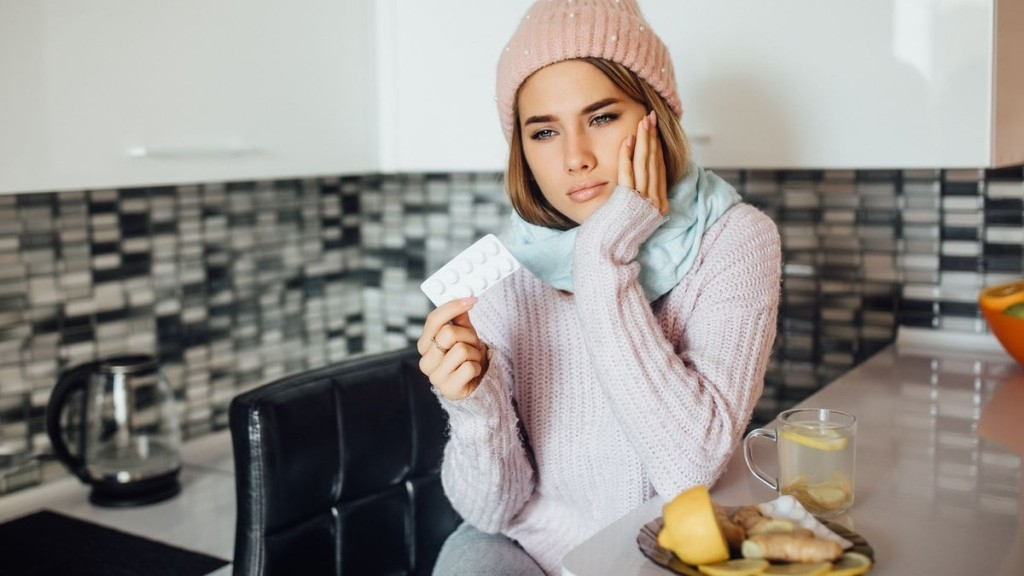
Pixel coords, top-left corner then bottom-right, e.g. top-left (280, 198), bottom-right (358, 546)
top-left (45, 361), bottom-right (101, 483)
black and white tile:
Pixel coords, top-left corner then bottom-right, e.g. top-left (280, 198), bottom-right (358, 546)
top-left (0, 164), bottom-right (1021, 494)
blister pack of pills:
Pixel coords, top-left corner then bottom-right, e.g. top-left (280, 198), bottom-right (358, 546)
top-left (420, 234), bottom-right (520, 307)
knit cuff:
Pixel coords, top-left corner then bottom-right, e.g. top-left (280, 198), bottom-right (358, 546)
top-left (577, 185), bottom-right (665, 263)
top-left (433, 347), bottom-right (516, 433)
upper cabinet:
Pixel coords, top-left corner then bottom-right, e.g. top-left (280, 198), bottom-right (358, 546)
top-left (648, 0), bottom-right (1024, 169)
top-left (0, 0), bottom-right (378, 195)
top-left (373, 0), bottom-right (529, 174)
top-left (380, 0), bottom-right (1023, 172)
top-left (4, 0), bottom-right (1022, 192)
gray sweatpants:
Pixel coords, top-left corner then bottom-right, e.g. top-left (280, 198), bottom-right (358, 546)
top-left (433, 522), bottom-right (547, 576)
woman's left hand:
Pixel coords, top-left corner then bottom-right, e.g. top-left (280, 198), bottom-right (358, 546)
top-left (617, 111), bottom-right (668, 216)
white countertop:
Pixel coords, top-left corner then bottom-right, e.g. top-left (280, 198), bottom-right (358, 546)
top-left (0, 429), bottom-right (237, 576)
top-left (2, 329), bottom-right (1020, 576)
top-left (563, 328), bottom-right (1024, 575)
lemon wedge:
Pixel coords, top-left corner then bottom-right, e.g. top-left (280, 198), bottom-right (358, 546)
top-left (762, 561), bottom-right (832, 575)
top-left (698, 559), bottom-right (770, 576)
top-left (658, 485), bottom-right (731, 566)
top-left (780, 425), bottom-right (848, 451)
top-left (828, 552), bottom-right (872, 576)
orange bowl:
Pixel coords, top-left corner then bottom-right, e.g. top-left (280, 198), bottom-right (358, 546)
top-left (979, 280), bottom-right (1024, 366)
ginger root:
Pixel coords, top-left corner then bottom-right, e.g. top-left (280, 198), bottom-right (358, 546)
top-left (730, 506), bottom-right (764, 532)
top-left (668, 495), bottom-right (847, 566)
top-left (713, 503), bottom-right (746, 550)
top-left (730, 506), bottom-right (796, 536)
top-left (741, 532), bottom-right (843, 563)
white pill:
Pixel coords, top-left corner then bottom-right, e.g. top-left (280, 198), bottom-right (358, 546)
top-left (448, 284), bottom-right (472, 299)
top-left (468, 275), bottom-right (487, 291)
top-left (454, 257), bottom-right (473, 273)
top-left (420, 234), bottom-right (520, 307)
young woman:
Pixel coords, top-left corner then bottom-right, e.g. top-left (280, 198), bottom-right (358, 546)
top-left (418, 1), bottom-right (781, 574)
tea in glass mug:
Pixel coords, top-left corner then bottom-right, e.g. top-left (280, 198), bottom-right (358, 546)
top-left (743, 408), bottom-right (856, 517)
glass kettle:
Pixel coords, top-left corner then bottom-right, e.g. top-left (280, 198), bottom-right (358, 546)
top-left (45, 354), bottom-right (182, 507)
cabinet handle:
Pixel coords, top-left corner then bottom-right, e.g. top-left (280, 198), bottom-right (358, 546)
top-left (126, 145), bottom-right (262, 158)
top-left (690, 132), bottom-right (711, 144)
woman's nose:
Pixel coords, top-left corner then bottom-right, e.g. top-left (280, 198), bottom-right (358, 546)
top-left (563, 133), bottom-right (595, 173)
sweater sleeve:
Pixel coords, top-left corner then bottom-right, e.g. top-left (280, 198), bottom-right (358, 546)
top-left (433, 290), bottom-right (536, 533)
top-left (572, 186), bottom-right (781, 497)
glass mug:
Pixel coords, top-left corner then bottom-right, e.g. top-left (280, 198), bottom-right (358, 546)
top-left (743, 408), bottom-right (856, 517)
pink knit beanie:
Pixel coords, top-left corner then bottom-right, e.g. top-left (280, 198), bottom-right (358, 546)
top-left (496, 0), bottom-right (681, 142)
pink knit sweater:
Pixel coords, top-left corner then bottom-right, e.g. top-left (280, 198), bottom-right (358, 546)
top-left (436, 188), bottom-right (781, 575)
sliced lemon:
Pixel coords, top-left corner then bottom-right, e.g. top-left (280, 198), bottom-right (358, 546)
top-left (762, 561), bottom-right (832, 576)
top-left (698, 559), bottom-right (770, 576)
top-left (805, 485), bottom-right (850, 509)
top-left (780, 425), bottom-right (849, 451)
top-left (828, 552), bottom-right (872, 576)
top-left (658, 484), bottom-right (731, 566)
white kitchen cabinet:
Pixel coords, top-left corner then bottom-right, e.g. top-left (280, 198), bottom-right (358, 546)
top-left (647, 0), bottom-right (1024, 169)
top-left (6, 0), bottom-right (1021, 189)
top-left (379, 0), bottom-right (1023, 172)
top-left (0, 0), bottom-right (377, 195)
top-left (373, 0), bottom-right (531, 174)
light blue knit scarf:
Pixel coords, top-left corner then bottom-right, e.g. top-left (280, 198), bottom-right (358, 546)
top-left (505, 163), bottom-right (741, 302)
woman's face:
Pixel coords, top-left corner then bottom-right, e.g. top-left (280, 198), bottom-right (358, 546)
top-left (517, 59), bottom-right (648, 225)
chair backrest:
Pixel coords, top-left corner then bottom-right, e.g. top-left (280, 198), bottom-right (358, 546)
top-left (229, 347), bottom-right (461, 575)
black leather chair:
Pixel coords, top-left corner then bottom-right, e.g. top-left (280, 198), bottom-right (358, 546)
top-left (229, 347), bottom-right (461, 575)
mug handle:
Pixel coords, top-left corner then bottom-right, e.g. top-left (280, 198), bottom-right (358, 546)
top-left (743, 427), bottom-right (779, 491)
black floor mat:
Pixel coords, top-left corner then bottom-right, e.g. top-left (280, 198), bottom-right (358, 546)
top-left (0, 510), bottom-right (229, 576)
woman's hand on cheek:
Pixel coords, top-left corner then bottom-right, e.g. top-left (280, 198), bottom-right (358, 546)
top-left (617, 111), bottom-right (668, 216)
top-left (417, 297), bottom-right (489, 400)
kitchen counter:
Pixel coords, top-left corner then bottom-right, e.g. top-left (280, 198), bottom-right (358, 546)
top-left (0, 429), bottom-right (237, 575)
top-left (563, 328), bottom-right (1024, 575)
top-left (1, 329), bottom-right (1020, 576)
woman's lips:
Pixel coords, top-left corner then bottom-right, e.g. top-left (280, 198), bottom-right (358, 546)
top-left (567, 181), bottom-right (607, 203)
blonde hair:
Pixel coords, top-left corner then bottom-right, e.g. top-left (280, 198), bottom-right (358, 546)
top-left (506, 58), bottom-right (690, 230)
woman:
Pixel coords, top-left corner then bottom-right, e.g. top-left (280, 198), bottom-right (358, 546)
top-left (418, 1), bottom-right (781, 574)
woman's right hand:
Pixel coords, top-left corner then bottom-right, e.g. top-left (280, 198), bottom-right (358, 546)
top-left (417, 296), bottom-right (488, 400)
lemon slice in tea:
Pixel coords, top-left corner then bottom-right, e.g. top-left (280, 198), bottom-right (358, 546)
top-left (780, 425), bottom-right (848, 451)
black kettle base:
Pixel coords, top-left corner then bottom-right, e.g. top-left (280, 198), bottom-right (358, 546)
top-left (88, 470), bottom-right (182, 508)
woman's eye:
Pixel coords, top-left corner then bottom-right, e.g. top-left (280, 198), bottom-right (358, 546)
top-left (591, 113), bottom-right (618, 126)
top-left (530, 129), bottom-right (556, 141)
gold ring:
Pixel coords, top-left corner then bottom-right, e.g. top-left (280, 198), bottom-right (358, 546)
top-left (431, 336), bottom-right (450, 354)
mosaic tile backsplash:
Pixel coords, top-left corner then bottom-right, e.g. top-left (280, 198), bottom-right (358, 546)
top-left (0, 166), bottom-right (1022, 494)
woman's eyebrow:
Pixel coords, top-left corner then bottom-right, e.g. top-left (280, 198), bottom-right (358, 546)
top-left (581, 97), bottom-right (620, 114)
top-left (523, 97), bottom-right (622, 126)
top-left (523, 113), bottom-right (556, 126)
